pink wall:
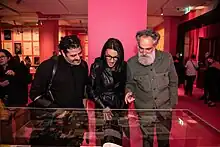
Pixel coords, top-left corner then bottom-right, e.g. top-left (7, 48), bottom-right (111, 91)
top-left (39, 20), bottom-right (59, 62)
top-left (88, 0), bottom-right (147, 66)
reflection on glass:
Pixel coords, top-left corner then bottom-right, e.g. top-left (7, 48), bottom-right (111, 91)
top-left (0, 108), bottom-right (220, 147)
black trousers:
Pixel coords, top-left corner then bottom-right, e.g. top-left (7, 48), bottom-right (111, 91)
top-left (139, 112), bottom-right (172, 147)
top-left (207, 82), bottom-right (219, 102)
top-left (185, 75), bottom-right (196, 95)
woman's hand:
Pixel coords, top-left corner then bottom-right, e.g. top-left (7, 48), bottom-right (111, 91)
top-left (5, 70), bottom-right (15, 76)
top-left (0, 80), bottom-right (9, 87)
top-left (103, 107), bottom-right (113, 120)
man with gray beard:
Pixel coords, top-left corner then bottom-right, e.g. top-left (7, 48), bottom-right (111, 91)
top-left (125, 29), bottom-right (178, 147)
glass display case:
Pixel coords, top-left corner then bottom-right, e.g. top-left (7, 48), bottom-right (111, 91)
top-left (0, 107), bottom-right (220, 147)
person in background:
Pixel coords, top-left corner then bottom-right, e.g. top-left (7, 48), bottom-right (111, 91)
top-left (0, 49), bottom-right (29, 106)
top-left (14, 55), bottom-right (31, 103)
top-left (125, 29), bottom-right (178, 147)
top-left (199, 52), bottom-right (211, 101)
top-left (24, 56), bottom-right (32, 69)
top-left (204, 56), bottom-right (220, 107)
top-left (86, 38), bottom-right (127, 146)
top-left (52, 51), bottom-right (58, 56)
top-left (13, 55), bottom-right (21, 65)
top-left (173, 56), bottom-right (185, 87)
top-left (23, 56), bottom-right (32, 84)
top-left (185, 54), bottom-right (198, 96)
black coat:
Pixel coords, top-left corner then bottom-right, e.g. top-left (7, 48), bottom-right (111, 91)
top-left (30, 56), bottom-right (88, 108)
top-left (0, 62), bottom-right (29, 106)
top-left (86, 58), bottom-right (127, 109)
top-left (204, 66), bottom-right (220, 93)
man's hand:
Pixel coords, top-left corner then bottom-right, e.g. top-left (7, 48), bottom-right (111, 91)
top-left (55, 110), bottom-right (69, 119)
top-left (103, 107), bottom-right (113, 120)
top-left (0, 80), bottom-right (10, 87)
top-left (125, 92), bottom-right (135, 104)
top-left (83, 99), bottom-right (87, 108)
top-left (5, 70), bottom-right (15, 76)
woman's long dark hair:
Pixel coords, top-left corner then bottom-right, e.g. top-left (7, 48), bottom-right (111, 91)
top-left (100, 38), bottom-right (125, 72)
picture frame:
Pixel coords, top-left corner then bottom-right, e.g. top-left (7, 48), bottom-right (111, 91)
top-left (4, 30), bottom-right (12, 40)
top-left (14, 43), bottom-right (22, 55)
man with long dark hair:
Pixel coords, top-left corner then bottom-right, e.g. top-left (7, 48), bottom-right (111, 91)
top-left (125, 29), bottom-right (178, 147)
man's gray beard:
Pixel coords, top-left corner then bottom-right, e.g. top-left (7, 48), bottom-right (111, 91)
top-left (138, 52), bottom-right (155, 66)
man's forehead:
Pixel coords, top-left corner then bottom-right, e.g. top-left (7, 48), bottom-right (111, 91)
top-left (67, 48), bottom-right (82, 54)
top-left (140, 36), bottom-right (154, 43)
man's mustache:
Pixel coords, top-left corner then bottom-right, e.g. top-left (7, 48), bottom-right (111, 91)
top-left (73, 59), bottom-right (80, 62)
top-left (140, 55), bottom-right (148, 57)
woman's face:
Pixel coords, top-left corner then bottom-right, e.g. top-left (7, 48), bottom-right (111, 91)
top-left (105, 49), bottom-right (119, 68)
top-left (0, 52), bottom-right (9, 66)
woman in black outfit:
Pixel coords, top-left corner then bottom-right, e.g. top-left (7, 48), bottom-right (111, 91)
top-left (0, 49), bottom-right (29, 106)
top-left (87, 38), bottom-right (127, 146)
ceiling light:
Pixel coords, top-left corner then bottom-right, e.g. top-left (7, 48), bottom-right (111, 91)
top-left (36, 20), bottom-right (42, 26)
top-left (184, 6), bottom-right (194, 14)
top-left (194, 6), bottom-right (206, 10)
top-left (160, 8), bottom-right (164, 16)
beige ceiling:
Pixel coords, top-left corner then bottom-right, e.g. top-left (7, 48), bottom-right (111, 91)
top-left (0, 0), bottom-right (215, 29)
top-left (147, 0), bottom-right (214, 28)
top-left (0, 0), bottom-right (88, 30)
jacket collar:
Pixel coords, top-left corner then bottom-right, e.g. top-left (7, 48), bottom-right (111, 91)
top-left (155, 49), bottom-right (162, 62)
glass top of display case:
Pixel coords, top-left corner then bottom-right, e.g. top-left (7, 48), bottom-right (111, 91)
top-left (0, 107), bottom-right (220, 147)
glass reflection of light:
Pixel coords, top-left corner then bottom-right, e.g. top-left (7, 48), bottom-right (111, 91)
top-left (178, 118), bottom-right (184, 126)
top-left (103, 143), bottom-right (122, 147)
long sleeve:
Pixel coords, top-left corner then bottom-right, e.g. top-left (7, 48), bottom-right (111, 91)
top-left (82, 60), bottom-right (89, 98)
top-left (29, 60), bottom-right (53, 101)
top-left (86, 63), bottom-right (105, 108)
top-left (13, 64), bottom-right (29, 85)
top-left (168, 54), bottom-right (178, 108)
top-left (125, 63), bottom-right (136, 94)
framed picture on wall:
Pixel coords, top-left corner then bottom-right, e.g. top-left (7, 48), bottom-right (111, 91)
top-left (4, 30), bottom-right (12, 40)
top-left (33, 28), bottom-right (39, 41)
top-left (33, 42), bottom-right (40, 55)
top-left (3, 42), bottom-right (13, 53)
top-left (23, 28), bottom-right (32, 41)
top-left (14, 43), bottom-right (22, 55)
top-left (23, 42), bottom-right (32, 55)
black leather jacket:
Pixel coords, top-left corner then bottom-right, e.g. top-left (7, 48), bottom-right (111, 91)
top-left (86, 58), bottom-right (127, 109)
